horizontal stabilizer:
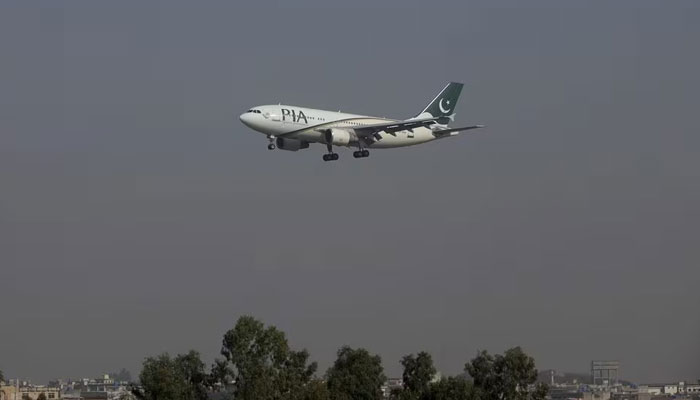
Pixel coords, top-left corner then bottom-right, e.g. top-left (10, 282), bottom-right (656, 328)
top-left (433, 125), bottom-right (485, 135)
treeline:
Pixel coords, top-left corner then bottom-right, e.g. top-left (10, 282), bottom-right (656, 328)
top-left (131, 316), bottom-right (547, 400)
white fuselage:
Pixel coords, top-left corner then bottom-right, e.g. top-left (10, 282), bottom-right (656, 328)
top-left (239, 105), bottom-right (439, 149)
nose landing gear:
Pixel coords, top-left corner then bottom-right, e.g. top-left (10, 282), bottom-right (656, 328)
top-left (267, 135), bottom-right (276, 150)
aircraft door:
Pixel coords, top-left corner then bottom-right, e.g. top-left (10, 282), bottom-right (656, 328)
top-left (264, 110), bottom-right (281, 121)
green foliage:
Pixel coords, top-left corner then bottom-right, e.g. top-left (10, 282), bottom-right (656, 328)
top-left (37, 394), bottom-right (47, 400)
top-left (302, 379), bottom-right (330, 400)
top-left (325, 346), bottom-right (386, 400)
top-left (400, 352), bottom-right (437, 399)
top-left (219, 315), bottom-right (318, 400)
top-left (279, 349), bottom-right (318, 399)
top-left (424, 376), bottom-right (476, 400)
top-left (175, 350), bottom-right (209, 400)
top-left (208, 358), bottom-right (232, 391)
top-left (124, 315), bottom-right (547, 400)
top-left (393, 350), bottom-right (474, 400)
top-left (132, 350), bottom-right (208, 400)
top-left (465, 347), bottom-right (547, 400)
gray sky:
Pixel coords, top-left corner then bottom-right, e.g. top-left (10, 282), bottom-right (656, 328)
top-left (1, 0), bottom-right (699, 385)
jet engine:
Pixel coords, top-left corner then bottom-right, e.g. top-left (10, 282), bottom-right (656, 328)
top-left (322, 129), bottom-right (352, 146)
top-left (275, 137), bottom-right (310, 151)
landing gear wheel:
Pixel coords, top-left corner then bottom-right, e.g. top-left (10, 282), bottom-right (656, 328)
top-left (332, 153), bottom-right (339, 160)
top-left (267, 135), bottom-right (276, 150)
top-left (323, 153), bottom-right (339, 162)
top-left (353, 150), bottom-right (369, 158)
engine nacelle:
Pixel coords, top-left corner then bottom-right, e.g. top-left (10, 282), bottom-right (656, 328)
top-left (276, 137), bottom-right (310, 151)
top-left (322, 129), bottom-right (352, 147)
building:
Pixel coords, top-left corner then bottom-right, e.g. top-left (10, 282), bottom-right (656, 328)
top-left (582, 391), bottom-right (612, 400)
top-left (611, 392), bottom-right (653, 400)
top-left (548, 384), bottom-right (585, 400)
top-left (687, 382), bottom-right (700, 394)
top-left (381, 378), bottom-right (403, 398)
top-left (77, 375), bottom-right (131, 400)
top-left (639, 382), bottom-right (700, 396)
top-left (0, 384), bottom-right (61, 400)
top-left (591, 361), bottom-right (620, 386)
top-left (80, 375), bottom-right (117, 393)
top-left (80, 393), bottom-right (108, 400)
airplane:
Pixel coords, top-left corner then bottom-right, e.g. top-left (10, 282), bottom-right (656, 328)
top-left (239, 82), bottom-right (484, 161)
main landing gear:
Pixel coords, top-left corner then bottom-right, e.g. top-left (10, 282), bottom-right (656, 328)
top-left (353, 150), bottom-right (370, 158)
top-left (323, 153), bottom-right (339, 161)
top-left (267, 135), bottom-right (276, 150)
top-left (320, 132), bottom-right (369, 162)
top-left (323, 134), bottom-right (339, 162)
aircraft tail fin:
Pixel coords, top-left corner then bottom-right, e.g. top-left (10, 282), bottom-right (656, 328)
top-left (415, 82), bottom-right (464, 122)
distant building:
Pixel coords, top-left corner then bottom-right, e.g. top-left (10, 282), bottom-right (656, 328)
top-left (80, 392), bottom-right (108, 400)
top-left (381, 378), bottom-right (403, 398)
top-left (582, 391), bottom-right (612, 400)
top-left (80, 374), bottom-right (118, 393)
top-left (75, 375), bottom-right (131, 400)
top-left (638, 385), bottom-right (664, 395)
top-left (591, 361), bottom-right (620, 386)
top-left (612, 392), bottom-right (653, 400)
top-left (687, 382), bottom-right (700, 394)
top-left (0, 384), bottom-right (61, 400)
top-left (549, 384), bottom-right (585, 400)
top-left (639, 382), bottom-right (700, 396)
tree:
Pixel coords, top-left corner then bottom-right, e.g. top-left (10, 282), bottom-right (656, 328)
top-left (400, 352), bottom-right (437, 399)
top-left (0, 369), bottom-right (4, 384)
top-left (131, 350), bottom-right (208, 400)
top-left (115, 391), bottom-right (138, 400)
top-left (219, 315), bottom-right (317, 400)
top-left (278, 349), bottom-right (318, 399)
top-left (174, 350), bottom-right (209, 400)
top-left (302, 379), bottom-right (330, 400)
top-left (208, 358), bottom-right (232, 391)
top-left (37, 394), bottom-right (47, 400)
top-left (424, 376), bottom-right (476, 400)
top-left (325, 346), bottom-right (386, 400)
top-left (465, 347), bottom-right (547, 400)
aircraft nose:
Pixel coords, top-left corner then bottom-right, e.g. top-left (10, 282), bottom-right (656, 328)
top-left (239, 112), bottom-right (252, 126)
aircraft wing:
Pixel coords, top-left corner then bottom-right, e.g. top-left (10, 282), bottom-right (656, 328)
top-left (351, 116), bottom-right (442, 140)
top-left (314, 117), bottom-right (484, 143)
top-left (353, 118), bottom-right (485, 142)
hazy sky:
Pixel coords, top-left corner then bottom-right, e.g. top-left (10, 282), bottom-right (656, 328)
top-left (1, 0), bottom-right (699, 385)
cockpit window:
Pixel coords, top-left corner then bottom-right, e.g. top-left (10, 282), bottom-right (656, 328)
top-left (246, 109), bottom-right (262, 114)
